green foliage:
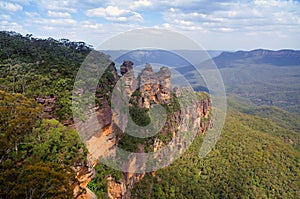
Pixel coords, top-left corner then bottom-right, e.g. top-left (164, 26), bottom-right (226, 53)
top-left (132, 113), bottom-right (300, 198)
top-left (0, 90), bottom-right (42, 162)
top-left (118, 91), bottom-right (181, 153)
top-left (88, 161), bottom-right (123, 198)
top-left (0, 31), bottom-right (91, 66)
top-left (128, 89), bottom-right (151, 126)
top-left (0, 31), bottom-right (96, 121)
top-left (129, 105), bottom-right (151, 127)
top-left (0, 32), bottom-right (119, 121)
top-left (0, 162), bottom-right (74, 198)
top-left (0, 90), bottom-right (87, 198)
top-left (228, 96), bottom-right (300, 150)
top-left (118, 133), bottom-right (153, 152)
top-left (25, 119), bottom-right (87, 165)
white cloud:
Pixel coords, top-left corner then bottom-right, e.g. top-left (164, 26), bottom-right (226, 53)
top-left (38, 0), bottom-right (77, 13)
top-left (130, 0), bottom-right (152, 9)
top-left (161, 0), bottom-right (300, 35)
top-left (25, 11), bottom-right (39, 17)
top-left (10, 0), bottom-right (31, 5)
top-left (48, 11), bottom-right (71, 18)
top-left (34, 18), bottom-right (77, 26)
top-left (0, 14), bottom-right (11, 20)
top-left (86, 6), bottom-right (143, 22)
top-left (86, 6), bottom-right (124, 17)
top-left (1, 0), bottom-right (300, 50)
top-left (82, 21), bottom-right (103, 29)
top-left (0, 1), bottom-right (22, 12)
top-left (0, 21), bottom-right (24, 32)
top-left (174, 19), bottom-right (193, 26)
top-left (254, 0), bottom-right (286, 7)
top-left (0, 20), bottom-right (9, 26)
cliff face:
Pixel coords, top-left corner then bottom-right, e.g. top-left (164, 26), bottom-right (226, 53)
top-left (175, 88), bottom-right (211, 134)
top-left (120, 61), bottom-right (137, 96)
top-left (73, 156), bottom-right (97, 199)
top-left (77, 61), bottom-right (211, 199)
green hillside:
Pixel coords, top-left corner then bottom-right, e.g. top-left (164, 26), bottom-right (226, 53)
top-left (132, 113), bottom-right (300, 199)
top-left (227, 96), bottom-right (300, 150)
top-left (219, 62), bottom-right (300, 114)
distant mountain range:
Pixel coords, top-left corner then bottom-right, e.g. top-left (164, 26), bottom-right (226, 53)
top-left (213, 49), bottom-right (300, 68)
top-left (104, 49), bottom-right (300, 69)
top-left (103, 50), bottom-right (223, 67)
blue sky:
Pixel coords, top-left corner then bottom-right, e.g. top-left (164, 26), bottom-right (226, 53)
top-left (0, 0), bottom-right (300, 50)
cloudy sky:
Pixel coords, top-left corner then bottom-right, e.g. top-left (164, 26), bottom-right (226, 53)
top-left (1, 0), bottom-right (300, 50)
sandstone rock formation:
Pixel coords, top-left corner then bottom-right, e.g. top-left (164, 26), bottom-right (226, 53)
top-left (119, 61), bottom-right (137, 96)
top-left (120, 61), bottom-right (133, 75)
top-left (73, 61), bottom-right (211, 199)
top-left (138, 64), bottom-right (171, 108)
top-left (73, 155), bottom-right (97, 199)
top-left (107, 179), bottom-right (126, 199)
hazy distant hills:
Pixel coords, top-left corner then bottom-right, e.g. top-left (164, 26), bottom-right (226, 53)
top-left (104, 49), bottom-right (300, 68)
top-left (215, 49), bottom-right (300, 114)
top-left (213, 49), bottom-right (300, 68)
top-left (103, 50), bottom-right (223, 67)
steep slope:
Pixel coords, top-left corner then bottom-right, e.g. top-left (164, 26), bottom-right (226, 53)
top-left (227, 97), bottom-right (300, 150)
top-left (132, 112), bottom-right (300, 199)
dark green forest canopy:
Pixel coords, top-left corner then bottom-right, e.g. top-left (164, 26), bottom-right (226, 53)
top-left (0, 90), bottom-right (87, 198)
top-left (0, 31), bottom-right (114, 121)
top-left (0, 31), bottom-right (92, 84)
top-left (132, 113), bottom-right (300, 199)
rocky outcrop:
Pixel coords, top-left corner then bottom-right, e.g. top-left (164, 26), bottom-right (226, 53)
top-left (73, 155), bottom-right (97, 199)
top-left (36, 95), bottom-right (57, 119)
top-left (138, 64), bottom-right (171, 108)
top-left (75, 98), bottom-right (113, 143)
top-left (176, 88), bottom-right (211, 134)
top-left (119, 62), bottom-right (172, 108)
top-left (120, 61), bottom-right (137, 96)
top-left (107, 179), bottom-right (126, 199)
top-left (120, 61), bottom-right (133, 75)
top-left (77, 62), bottom-right (211, 199)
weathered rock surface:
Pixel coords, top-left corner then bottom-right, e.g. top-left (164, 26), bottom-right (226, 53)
top-left (137, 64), bottom-right (171, 108)
top-left (75, 99), bottom-right (113, 142)
top-left (107, 179), bottom-right (126, 199)
top-left (120, 61), bottom-right (133, 75)
top-left (119, 61), bottom-right (137, 96)
top-left (73, 155), bottom-right (97, 199)
top-left (36, 96), bottom-right (57, 119)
